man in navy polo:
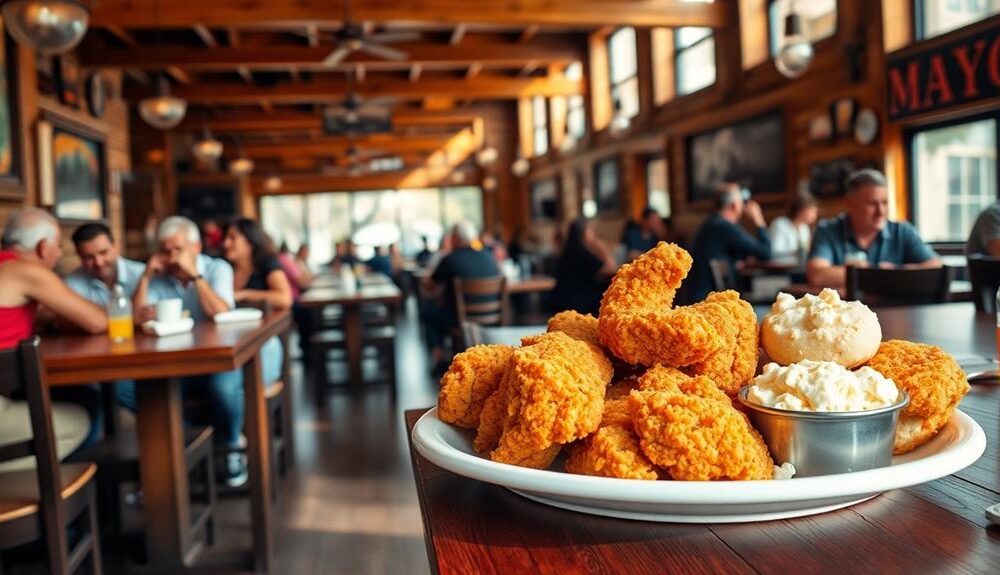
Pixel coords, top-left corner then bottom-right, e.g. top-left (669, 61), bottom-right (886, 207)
top-left (806, 169), bottom-right (940, 288)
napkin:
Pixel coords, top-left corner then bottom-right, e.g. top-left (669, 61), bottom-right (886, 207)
top-left (141, 317), bottom-right (195, 337)
top-left (213, 308), bottom-right (264, 324)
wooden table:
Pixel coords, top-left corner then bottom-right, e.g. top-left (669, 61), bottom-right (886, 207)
top-left (298, 276), bottom-right (403, 385)
top-left (783, 280), bottom-right (973, 300)
top-left (407, 304), bottom-right (1000, 574)
top-left (41, 311), bottom-right (290, 574)
top-left (506, 274), bottom-right (556, 294)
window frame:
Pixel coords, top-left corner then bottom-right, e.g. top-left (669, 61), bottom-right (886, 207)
top-left (606, 27), bottom-right (640, 120)
top-left (913, 0), bottom-right (1000, 40)
top-left (531, 95), bottom-right (549, 157)
top-left (592, 157), bottom-right (623, 216)
top-left (645, 153), bottom-right (671, 218)
top-left (565, 62), bottom-right (587, 142)
top-left (904, 110), bottom-right (1000, 244)
top-left (673, 27), bottom-right (716, 97)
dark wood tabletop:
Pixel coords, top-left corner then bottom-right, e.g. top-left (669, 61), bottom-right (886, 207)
top-left (298, 276), bottom-right (403, 307)
top-left (506, 274), bottom-right (556, 294)
top-left (406, 303), bottom-right (1000, 574)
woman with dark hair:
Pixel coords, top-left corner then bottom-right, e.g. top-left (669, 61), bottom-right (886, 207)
top-left (550, 217), bottom-right (617, 316)
top-left (223, 218), bottom-right (293, 311)
top-left (769, 192), bottom-right (819, 263)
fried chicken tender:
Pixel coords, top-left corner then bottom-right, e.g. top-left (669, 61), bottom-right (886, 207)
top-left (473, 380), bottom-right (507, 455)
top-left (605, 376), bottom-right (640, 401)
top-left (600, 397), bottom-right (634, 427)
top-left (565, 425), bottom-right (661, 480)
top-left (630, 366), bottom-right (773, 480)
top-left (865, 340), bottom-right (970, 454)
top-left (547, 310), bottom-right (600, 347)
top-left (680, 291), bottom-right (760, 396)
top-left (490, 332), bottom-right (614, 469)
top-left (598, 243), bottom-right (724, 367)
top-left (437, 345), bottom-right (515, 429)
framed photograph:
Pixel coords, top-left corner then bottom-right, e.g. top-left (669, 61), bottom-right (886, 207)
top-left (85, 71), bottom-right (106, 118)
top-left (55, 53), bottom-right (81, 109)
top-left (529, 178), bottom-right (559, 221)
top-left (593, 158), bottom-right (621, 215)
top-left (686, 110), bottom-right (786, 203)
top-left (807, 114), bottom-right (833, 142)
top-left (831, 98), bottom-right (856, 138)
top-left (808, 157), bottom-right (855, 198)
top-left (38, 115), bottom-right (106, 221)
top-left (0, 16), bottom-right (25, 197)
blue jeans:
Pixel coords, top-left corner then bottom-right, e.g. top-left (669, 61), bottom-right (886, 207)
top-left (116, 336), bottom-right (283, 447)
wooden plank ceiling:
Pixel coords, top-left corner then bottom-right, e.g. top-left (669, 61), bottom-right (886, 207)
top-left (83, 0), bottom-right (730, 182)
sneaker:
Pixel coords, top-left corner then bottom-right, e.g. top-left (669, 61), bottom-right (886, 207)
top-left (225, 452), bottom-right (249, 488)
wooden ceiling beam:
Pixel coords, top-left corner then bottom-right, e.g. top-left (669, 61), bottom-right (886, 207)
top-left (128, 75), bottom-right (582, 104)
top-left (355, 64), bottom-right (366, 83)
top-left (409, 63), bottom-right (423, 83)
top-left (227, 27), bottom-right (239, 46)
top-left (519, 25), bottom-right (540, 44)
top-left (305, 24), bottom-right (320, 47)
top-left (103, 24), bottom-right (137, 47)
top-left (466, 62), bottom-right (482, 79)
top-left (79, 40), bottom-right (582, 70)
top-left (91, 1), bottom-right (731, 28)
top-left (237, 66), bottom-right (253, 83)
top-left (240, 133), bottom-right (459, 159)
top-left (166, 66), bottom-right (191, 84)
top-left (450, 24), bottom-right (467, 46)
top-left (181, 109), bottom-right (481, 132)
top-left (192, 24), bottom-right (217, 48)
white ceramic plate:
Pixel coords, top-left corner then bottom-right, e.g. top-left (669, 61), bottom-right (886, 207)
top-left (412, 408), bottom-right (986, 523)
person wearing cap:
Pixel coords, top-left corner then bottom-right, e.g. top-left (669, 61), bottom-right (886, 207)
top-left (807, 169), bottom-right (940, 288)
top-left (676, 183), bottom-right (771, 305)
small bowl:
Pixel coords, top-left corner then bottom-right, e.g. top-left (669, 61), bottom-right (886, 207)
top-left (737, 387), bottom-right (910, 478)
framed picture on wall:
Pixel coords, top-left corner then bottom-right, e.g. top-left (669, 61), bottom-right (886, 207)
top-left (55, 53), bottom-right (81, 109)
top-left (0, 15), bottom-right (25, 198)
top-left (686, 110), bottom-right (786, 203)
top-left (38, 115), bottom-right (107, 221)
top-left (593, 158), bottom-right (621, 215)
top-left (808, 157), bottom-right (855, 198)
top-left (529, 178), bottom-right (559, 221)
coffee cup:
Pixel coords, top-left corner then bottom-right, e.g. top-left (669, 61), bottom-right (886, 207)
top-left (155, 298), bottom-right (183, 323)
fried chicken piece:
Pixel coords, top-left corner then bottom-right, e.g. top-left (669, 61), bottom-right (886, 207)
top-left (473, 376), bottom-right (508, 455)
top-left (865, 340), bottom-right (970, 454)
top-left (565, 425), bottom-right (661, 480)
top-left (630, 366), bottom-right (774, 480)
top-left (598, 243), bottom-right (723, 367)
top-left (681, 291), bottom-right (760, 396)
top-left (605, 376), bottom-right (640, 401)
top-left (437, 345), bottom-right (515, 429)
top-left (600, 397), bottom-right (634, 427)
top-left (547, 310), bottom-right (600, 347)
top-left (490, 332), bottom-right (614, 469)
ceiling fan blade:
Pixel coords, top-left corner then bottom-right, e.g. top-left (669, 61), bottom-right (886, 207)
top-left (364, 96), bottom-right (396, 107)
top-left (358, 41), bottom-right (408, 62)
top-left (367, 31), bottom-right (421, 44)
top-left (322, 46), bottom-right (352, 67)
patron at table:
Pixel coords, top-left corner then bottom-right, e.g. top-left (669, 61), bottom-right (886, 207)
top-left (769, 192), bottom-right (818, 263)
top-left (806, 169), bottom-right (940, 288)
top-left (966, 201), bottom-right (1000, 257)
top-left (551, 217), bottom-right (616, 316)
top-left (621, 208), bottom-right (668, 262)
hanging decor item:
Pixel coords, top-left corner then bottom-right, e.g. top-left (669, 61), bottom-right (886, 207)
top-left (139, 75), bottom-right (188, 130)
top-left (775, 4), bottom-right (814, 79)
top-left (482, 175), bottom-right (497, 191)
top-left (2, 0), bottom-right (89, 55)
top-left (511, 151), bottom-right (530, 178)
top-left (263, 175), bottom-right (282, 192)
top-left (475, 137), bottom-right (498, 167)
top-left (228, 150), bottom-right (254, 177)
top-left (191, 128), bottom-right (223, 163)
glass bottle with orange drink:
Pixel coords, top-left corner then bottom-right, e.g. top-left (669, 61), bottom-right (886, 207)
top-left (107, 284), bottom-right (134, 341)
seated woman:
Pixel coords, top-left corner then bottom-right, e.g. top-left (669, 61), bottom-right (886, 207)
top-left (551, 218), bottom-right (617, 316)
top-left (769, 192), bottom-right (818, 263)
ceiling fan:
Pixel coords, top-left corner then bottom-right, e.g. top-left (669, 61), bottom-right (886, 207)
top-left (312, 0), bottom-right (420, 67)
top-left (323, 92), bottom-right (394, 134)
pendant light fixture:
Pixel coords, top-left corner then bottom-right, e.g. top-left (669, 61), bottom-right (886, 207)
top-left (775, 2), bottom-right (814, 79)
top-left (139, 75), bottom-right (188, 130)
top-left (191, 127), bottom-right (223, 163)
top-left (511, 150), bottom-right (530, 178)
top-left (228, 143), bottom-right (254, 178)
top-left (263, 175), bottom-right (283, 193)
top-left (475, 134), bottom-right (498, 167)
top-left (2, 0), bottom-right (89, 55)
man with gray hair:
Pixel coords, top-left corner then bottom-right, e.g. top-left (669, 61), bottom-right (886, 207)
top-left (421, 221), bottom-right (499, 375)
top-left (0, 208), bottom-right (107, 470)
top-left (807, 168), bottom-right (940, 288)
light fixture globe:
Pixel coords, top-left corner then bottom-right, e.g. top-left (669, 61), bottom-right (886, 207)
top-left (192, 130), bottom-right (223, 163)
top-left (263, 176), bottom-right (282, 192)
top-left (229, 157), bottom-right (254, 177)
top-left (511, 156), bottom-right (530, 178)
top-left (139, 76), bottom-right (188, 130)
top-left (475, 146), bottom-right (498, 167)
top-left (2, 0), bottom-right (89, 55)
top-left (775, 12), bottom-right (814, 79)
top-left (482, 175), bottom-right (497, 191)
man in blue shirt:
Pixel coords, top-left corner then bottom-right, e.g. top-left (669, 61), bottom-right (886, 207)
top-left (66, 222), bottom-right (146, 305)
top-left (622, 208), bottom-right (667, 262)
top-left (807, 169), bottom-right (940, 288)
top-left (677, 184), bottom-right (771, 305)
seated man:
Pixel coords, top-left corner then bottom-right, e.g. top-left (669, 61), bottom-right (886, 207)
top-left (676, 183), bottom-right (771, 305)
top-left (421, 221), bottom-right (499, 374)
top-left (133, 215), bottom-right (277, 487)
top-left (0, 208), bottom-right (107, 471)
top-left (966, 201), bottom-right (1000, 257)
top-left (622, 208), bottom-right (667, 262)
top-left (807, 169), bottom-right (940, 288)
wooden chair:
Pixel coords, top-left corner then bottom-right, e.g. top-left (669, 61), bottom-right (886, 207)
top-left (266, 316), bottom-right (296, 494)
top-left (0, 337), bottom-right (103, 575)
top-left (453, 277), bottom-right (509, 350)
top-left (967, 255), bottom-right (1000, 313)
top-left (708, 260), bottom-right (734, 291)
top-left (309, 325), bottom-right (397, 404)
top-left (846, 266), bottom-right (954, 306)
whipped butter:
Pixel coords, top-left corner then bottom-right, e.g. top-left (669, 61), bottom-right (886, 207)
top-left (747, 360), bottom-right (899, 412)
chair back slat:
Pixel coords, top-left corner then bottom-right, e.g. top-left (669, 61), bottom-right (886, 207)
top-left (846, 266), bottom-right (954, 306)
top-left (967, 255), bottom-right (1000, 313)
top-left (708, 260), bottom-right (733, 291)
top-left (453, 277), bottom-right (509, 327)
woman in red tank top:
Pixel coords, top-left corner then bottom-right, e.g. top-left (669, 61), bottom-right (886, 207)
top-left (0, 251), bottom-right (37, 349)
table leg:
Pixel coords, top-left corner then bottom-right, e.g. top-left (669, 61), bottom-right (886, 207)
top-left (344, 304), bottom-right (363, 386)
top-left (136, 377), bottom-right (190, 572)
top-left (243, 354), bottom-right (274, 573)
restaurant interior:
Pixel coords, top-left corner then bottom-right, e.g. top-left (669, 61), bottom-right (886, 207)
top-left (0, 0), bottom-right (999, 573)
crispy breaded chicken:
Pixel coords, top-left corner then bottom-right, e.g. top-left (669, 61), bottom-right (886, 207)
top-left (681, 291), bottom-right (760, 396)
top-left (600, 397), bottom-right (634, 427)
top-left (489, 332), bottom-right (614, 469)
top-left (598, 243), bottom-right (724, 367)
top-left (437, 345), bottom-right (514, 429)
top-left (866, 340), bottom-right (970, 454)
top-left (473, 380), bottom-right (507, 455)
top-left (630, 366), bottom-right (773, 480)
top-left (547, 310), bottom-right (600, 347)
top-left (605, 376), bottom-right (640, 401)
top-left (565, 425), bottom-right (661, 480)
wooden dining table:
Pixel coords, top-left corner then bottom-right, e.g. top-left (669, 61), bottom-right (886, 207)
top-left (406, 303), bottom-right (1000, 574)
top-left (41, 310), bottom-right (291, 574)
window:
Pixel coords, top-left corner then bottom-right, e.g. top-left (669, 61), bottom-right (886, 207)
top-left (768, 0), bottom-right (837, 56)
top-left (565, 62), bottom-right (586, 143)
top-left (916, 0), bottom-right (1000, 39)
top-left (594, 159), bottom-right (621, 214)
top-left (532, 95), bottom-right (548, 156)
top-left (646, 155), bottom-right (671, 218)
top-left (675, 27), bottom-right (716, 96)
top-left (607, 27), bottom-right (639, 121)
top-left (911, 118), bottom-right (998, 242)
